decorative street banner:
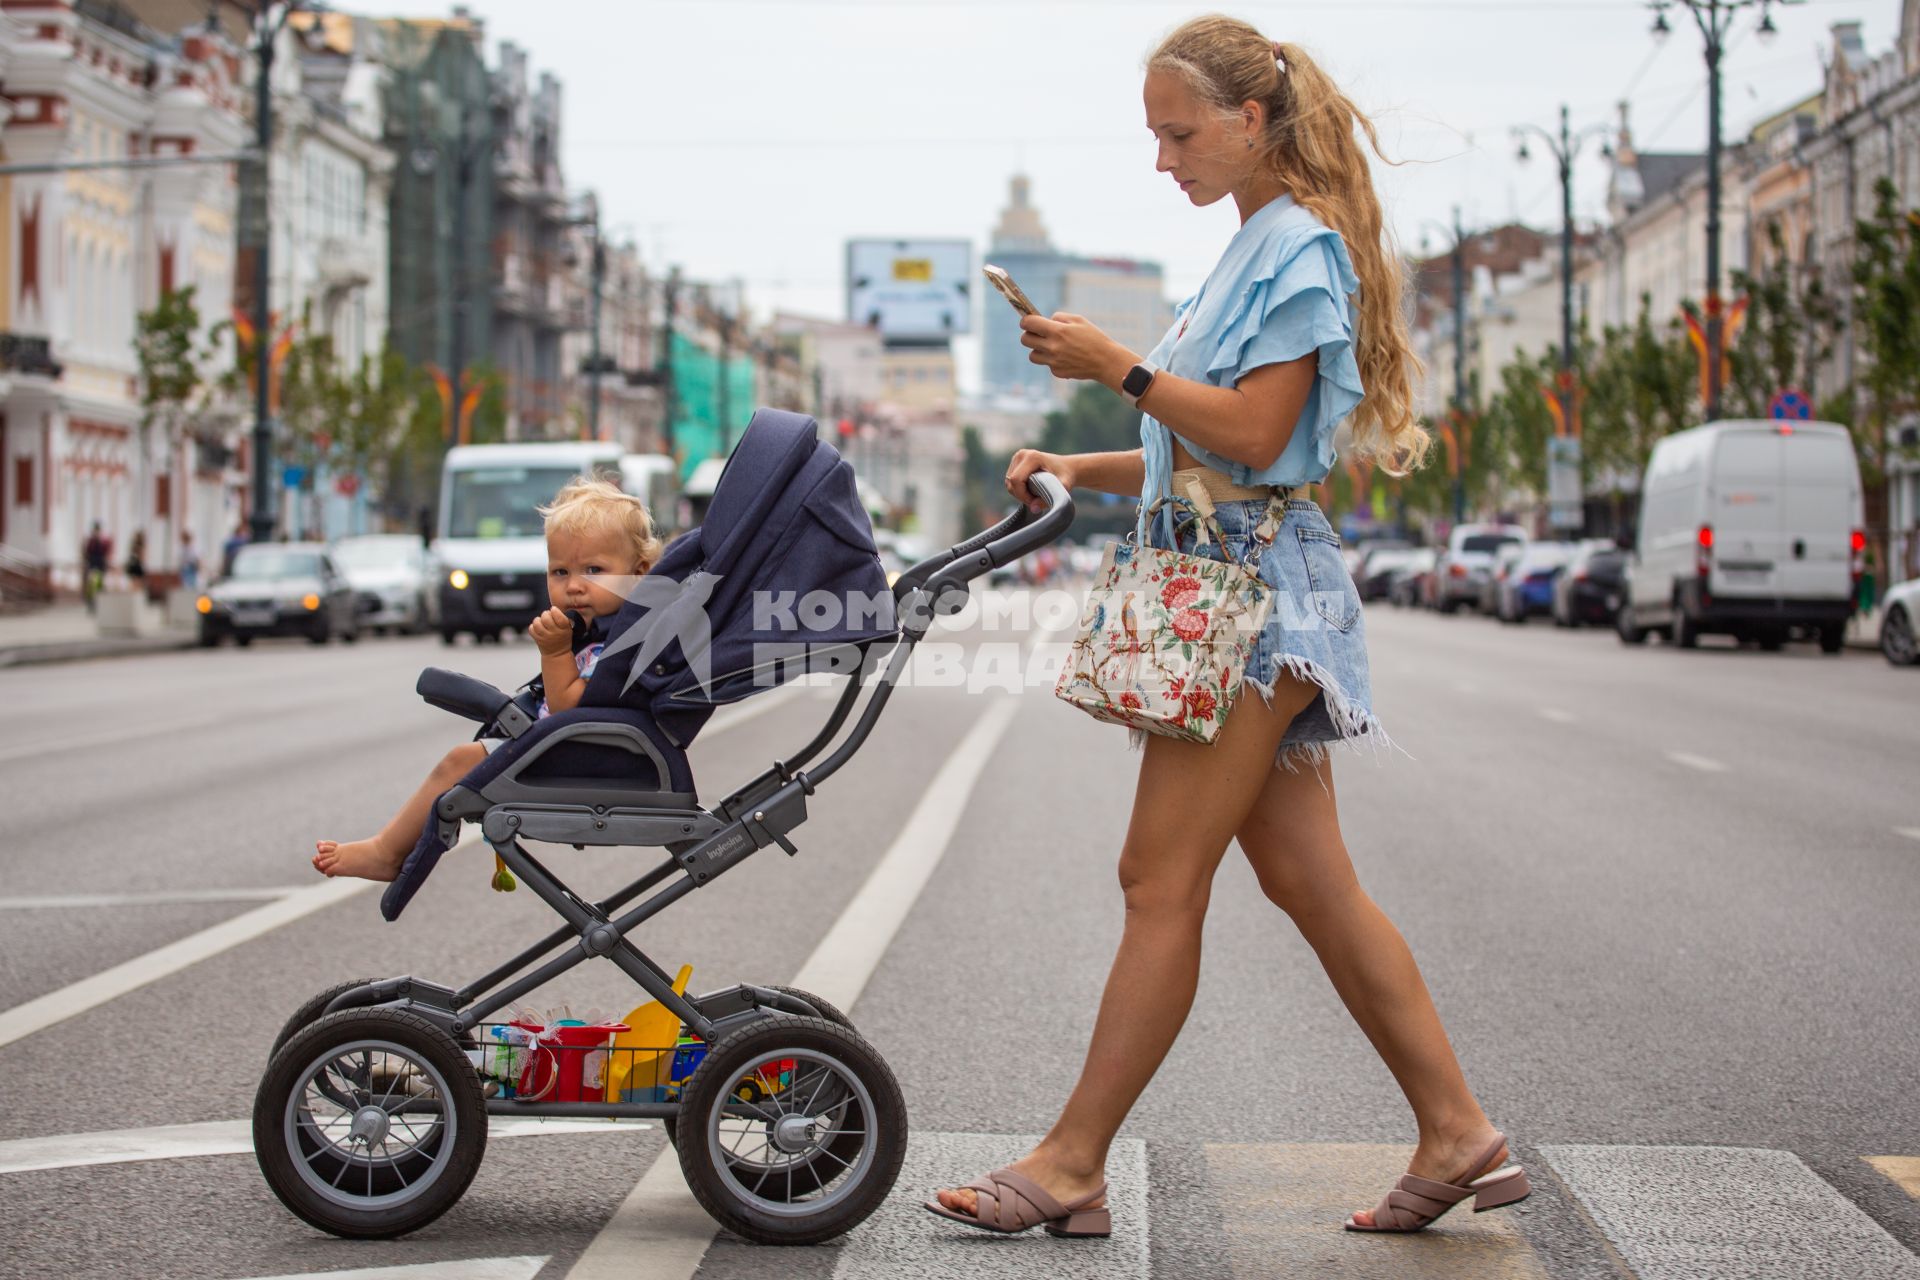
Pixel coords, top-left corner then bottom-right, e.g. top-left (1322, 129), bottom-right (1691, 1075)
top-left (1548, 435), bottom-right (1582, 531)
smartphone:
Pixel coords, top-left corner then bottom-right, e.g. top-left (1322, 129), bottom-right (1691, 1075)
top-left (983, 264), bottom-right (1039, 318)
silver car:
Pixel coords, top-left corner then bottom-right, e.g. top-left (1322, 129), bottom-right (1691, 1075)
top-left (332, 534), bottom-right (436, 635)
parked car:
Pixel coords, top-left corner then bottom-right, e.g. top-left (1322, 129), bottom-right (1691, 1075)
top-left (1553, 542), bottom-right (1628, 628)
top-left (1480, 541), bottom-right (1529, 614)
top-left (331, 534), bottom-right (435, 635)
top-left (197, 542), bottom-right (360, 647)
top-left (1387, 548), bottom-right (1437, 608)
top-left (1617, 420), bottom-right (1863, 652)
top-left (1495, 542), bottom-right (1576, 623)
top-left (1434, 523), bottom-right (1527, 612)
top-left (1358, 547), bottom-right (1416, 601)
top-left (1881, 576), bottom-right (1920, 667)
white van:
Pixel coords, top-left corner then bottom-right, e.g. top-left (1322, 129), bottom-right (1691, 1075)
top-left (1617, 420), bottom-right (1863, 652)
top-left (435, 441), bottom-right (622, 643)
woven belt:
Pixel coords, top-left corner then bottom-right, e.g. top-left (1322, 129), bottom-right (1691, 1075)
top-left (1172, 466), bottom-right (1312, 505)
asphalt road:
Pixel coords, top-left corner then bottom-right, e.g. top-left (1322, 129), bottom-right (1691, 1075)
top-left (0, 593), bottom-right (1915, 1280)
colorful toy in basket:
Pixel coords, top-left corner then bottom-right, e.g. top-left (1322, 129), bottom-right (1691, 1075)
top-left (599, 967), bottom-right (795, 1104)
top-left (604, 965), bottom-right (695, 1104)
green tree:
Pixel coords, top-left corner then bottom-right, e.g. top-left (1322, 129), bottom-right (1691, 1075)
top-left (134, 285), bottom-right (205, 431)
top-left (1479, 347), bottom-right (1558, 509)
top-left (1583, 296), bottom-right (1695, 482)
top-left (1726, 219), bottom-right (1837, 418)
top-left (1039, 383), bottom-right (1140, 457)
top-left (1850, 177), bottom-right (1920, 491)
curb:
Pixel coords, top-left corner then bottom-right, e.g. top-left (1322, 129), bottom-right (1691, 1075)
top-left (0, 633), bottom-right (198, 669)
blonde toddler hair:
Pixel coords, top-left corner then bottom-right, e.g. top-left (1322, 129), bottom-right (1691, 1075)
top-left (537, 474), bottom-right (664, 572)
top-left (1147, 15), bottom-right (1430, 475)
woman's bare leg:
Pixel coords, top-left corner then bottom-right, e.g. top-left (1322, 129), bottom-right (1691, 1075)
top-left (1234, 755), bottom-right (1503, 1224)
top-left (314, 742), bottom-right (489, 882)
top-left (936, 675), bottom-right (1319, 1217)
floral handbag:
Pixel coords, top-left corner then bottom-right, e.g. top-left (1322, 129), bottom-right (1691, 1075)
top-left (1053, 484), bottom-right (1284, 744)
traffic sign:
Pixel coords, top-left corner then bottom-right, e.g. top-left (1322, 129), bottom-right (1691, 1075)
top-left (1769, 387), bottom-right (1812, 420)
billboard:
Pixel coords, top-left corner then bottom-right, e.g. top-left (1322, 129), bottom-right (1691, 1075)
top-left (846, 239), bottom-right (972, 341)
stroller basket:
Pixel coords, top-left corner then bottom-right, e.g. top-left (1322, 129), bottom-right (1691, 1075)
top-left (252, 410), bottom-right (1076, 1247)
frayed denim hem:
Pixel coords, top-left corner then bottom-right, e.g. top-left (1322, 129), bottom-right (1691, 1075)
top-left (1123, 652), bottom-right (1407, 780)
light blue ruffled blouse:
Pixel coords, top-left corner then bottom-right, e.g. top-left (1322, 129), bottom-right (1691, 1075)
top-left (1137, 193), bottom-right (1365, 543)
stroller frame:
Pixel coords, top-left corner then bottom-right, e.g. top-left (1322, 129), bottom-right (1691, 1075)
top-left (254, 472), bottom-right (1073, 1243)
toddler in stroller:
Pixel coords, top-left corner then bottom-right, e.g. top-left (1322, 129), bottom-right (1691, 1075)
top-left (252, 409), bottom-right (1073, 1246)
top-left (311, 476), bottom-right (664, 883)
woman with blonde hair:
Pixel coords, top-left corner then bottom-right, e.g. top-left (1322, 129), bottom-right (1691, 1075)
top-left (927, 15), bottom-right (1528, 1238)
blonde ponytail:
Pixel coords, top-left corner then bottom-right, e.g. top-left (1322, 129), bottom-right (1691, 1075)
top-left (1148, 16), bottom-right (1429, 474)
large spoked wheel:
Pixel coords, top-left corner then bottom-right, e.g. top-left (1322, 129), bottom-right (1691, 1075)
top-left (254, 1008), bottom-right (487, 1239)
top-left (662, 985), bottom-right (854, 1154)
top-left (676, 1016), bottom-right (905, 1245)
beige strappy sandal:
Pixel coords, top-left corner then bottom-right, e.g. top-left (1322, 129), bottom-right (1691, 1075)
top-left (1344, 1132), bottom-right (1531, 1233)
top-left (924, 1166), bottom-right (1112, 1238)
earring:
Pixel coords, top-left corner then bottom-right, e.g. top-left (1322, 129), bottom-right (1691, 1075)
top-left (1246, 137), bottom-right (1253, 150)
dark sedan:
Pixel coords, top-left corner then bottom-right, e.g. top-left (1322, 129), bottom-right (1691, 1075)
top-left (1553, 542), bottom-right (1628, 628)
top-left (197, 543), bottom-right (361, 647)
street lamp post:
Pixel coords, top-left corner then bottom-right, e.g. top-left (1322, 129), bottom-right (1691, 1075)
top-left (245, 2), bottom-right (312, 544)
top-left (1648, 0), bottom-right (1798, 421)
top-left (1422, 208), bottom-right (1475, 524)
top-left (1513, 105), bottom-right (1612, 440)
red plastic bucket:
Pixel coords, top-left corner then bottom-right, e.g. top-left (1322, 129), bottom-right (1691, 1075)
top-left (514, 1021), bottom-right (627, 1103)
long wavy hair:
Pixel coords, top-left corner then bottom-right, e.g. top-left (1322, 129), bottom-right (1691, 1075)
top-left (1148, 15), bottom-right (1429, 474)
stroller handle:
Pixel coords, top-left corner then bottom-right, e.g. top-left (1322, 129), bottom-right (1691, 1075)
top-left (892, 471), bottom-right (1074, 599)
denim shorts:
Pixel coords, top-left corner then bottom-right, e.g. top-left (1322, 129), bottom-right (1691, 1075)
top-left (1147, 497), bottom-right (1386, 770)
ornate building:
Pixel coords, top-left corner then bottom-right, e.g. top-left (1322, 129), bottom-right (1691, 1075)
top-left (0, 0), bottom-right (246, 590)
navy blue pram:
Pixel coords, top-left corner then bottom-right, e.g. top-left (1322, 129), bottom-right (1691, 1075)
top-left (381, 408), bottom-right (898, 921)
top-left (252, 406), bottom-right (1072, 1247)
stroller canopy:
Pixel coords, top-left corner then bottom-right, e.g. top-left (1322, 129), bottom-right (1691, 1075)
top-left (582, 408), bottom-right (897, 746)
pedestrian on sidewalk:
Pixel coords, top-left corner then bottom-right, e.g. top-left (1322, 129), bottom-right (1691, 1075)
top-left (221, 522), bottom-right (247, 579)
top-left (931, 16), bottom-right (1529, 1240)
top-left (82, 521), bottom-right (111, 613)
top-left (180, 531), bottom-right (201, 591)
top-left (125, 530), bottom-right (147, 595)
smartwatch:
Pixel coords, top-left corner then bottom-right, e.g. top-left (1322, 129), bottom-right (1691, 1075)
top-left (1121, 361), bottom-right (1159, 407)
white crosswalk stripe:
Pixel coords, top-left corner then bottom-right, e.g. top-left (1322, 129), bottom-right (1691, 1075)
top-left (1541, 1144), bottom-right (1920, 1280)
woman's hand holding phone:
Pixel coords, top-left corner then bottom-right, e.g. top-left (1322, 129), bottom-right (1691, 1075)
top-left (1019, 313), bottom-right (1134, 387)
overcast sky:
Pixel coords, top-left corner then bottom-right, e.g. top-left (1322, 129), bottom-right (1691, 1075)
top-left (370, 0), bottom-right (1905, 391)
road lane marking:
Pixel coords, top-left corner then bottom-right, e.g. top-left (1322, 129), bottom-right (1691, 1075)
top-left (1538, 707), bottom-right (1576, 724)
top-left (1542, 1144), bottom-right (1920, 1279)
top-left (0, 1116), bottom-right (651, 1176)
top-left (788, 696), bottom-right (1020, 1011)
top-left (0, 887), bottom-right (311, 910)
top-left (1896, 828), bottom-right (1920, 843)
top-left (0, 872), bottom-right (390, 1049)
top-left (244, 1258), bottom-right (549, 1280)
top-left (569, 670), bottom-right (1033, 1280)
top-left (1206, 1142), bottom-right (1546, 1279)
top-left (1665, 750), bottom-right (1729, 773)
top-left (1866, 1156), bottom-right (1920, 1200)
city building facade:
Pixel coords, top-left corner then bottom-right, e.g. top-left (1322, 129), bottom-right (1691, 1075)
top-left (0, 0), bottom-right (246, 591)
top-left (980, 174), bottom-right (1171, 408)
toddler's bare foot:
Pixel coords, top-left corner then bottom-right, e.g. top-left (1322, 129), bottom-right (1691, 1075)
top-left (312, 838), bottom-right (401, 882)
